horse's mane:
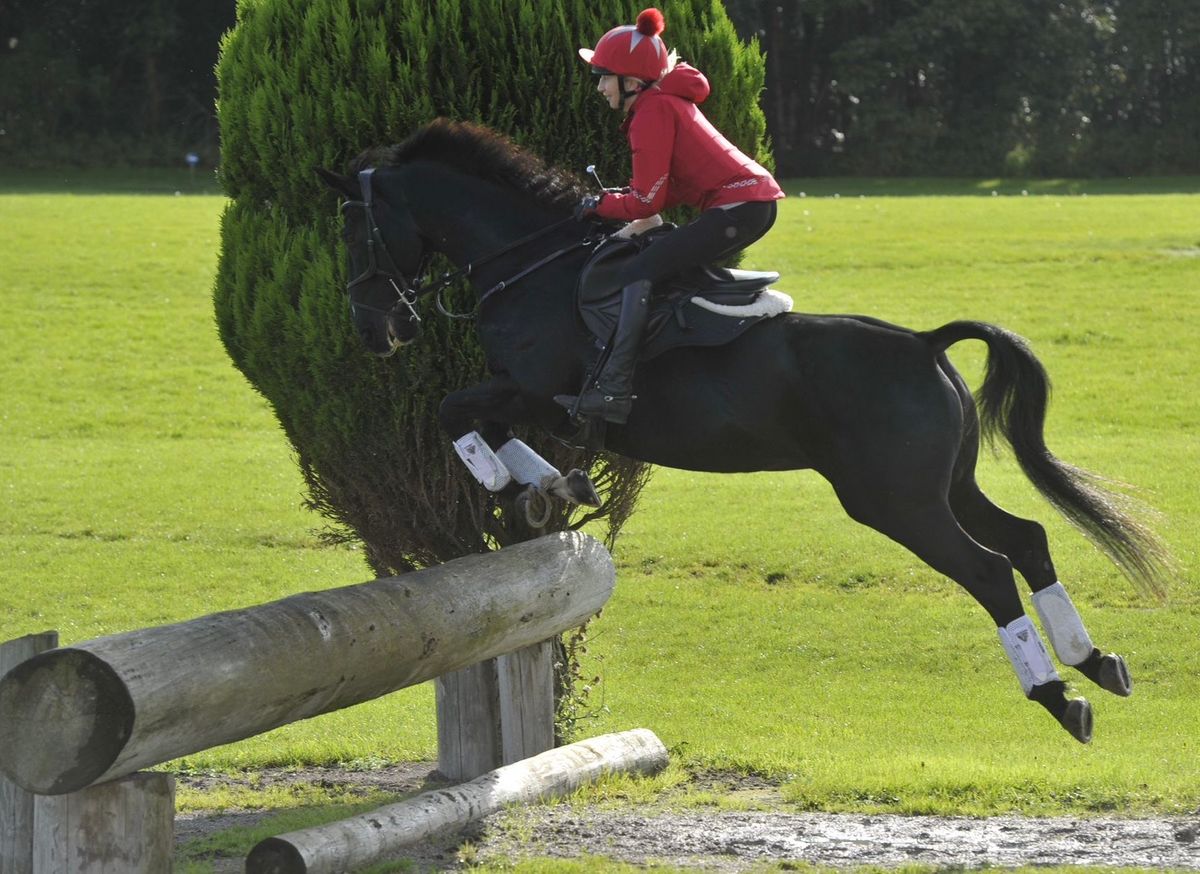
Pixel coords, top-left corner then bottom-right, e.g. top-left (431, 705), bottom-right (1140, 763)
top-left (348, 118), bottom-right (586, 211)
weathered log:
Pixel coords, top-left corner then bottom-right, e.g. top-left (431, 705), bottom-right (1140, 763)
top-left (245, 728), bottom-right (668, 874)
top-left (0, 532), bottom-right (613, 795)
top-left (0, 632), bottom-right (58, 874)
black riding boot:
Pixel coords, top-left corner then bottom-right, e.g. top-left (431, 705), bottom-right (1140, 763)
top-left (556, 279), bottom-right (652, 425)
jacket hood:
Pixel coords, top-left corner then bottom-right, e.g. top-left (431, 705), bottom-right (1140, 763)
top-left (655, 63), bottom-right (709, 104)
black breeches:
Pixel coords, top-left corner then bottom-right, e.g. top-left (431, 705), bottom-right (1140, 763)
top-left (616, 200), bottom-right (778, 288)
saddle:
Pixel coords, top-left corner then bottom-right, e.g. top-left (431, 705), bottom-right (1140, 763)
top-left (576, 230), bottom-right (789, 361)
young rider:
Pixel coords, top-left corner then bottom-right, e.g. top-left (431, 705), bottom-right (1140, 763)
top-left (556, 7), bottom-right (784, 425)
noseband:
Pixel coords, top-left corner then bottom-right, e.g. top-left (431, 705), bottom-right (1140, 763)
top-left (340, 168), bottom-right (424, 329)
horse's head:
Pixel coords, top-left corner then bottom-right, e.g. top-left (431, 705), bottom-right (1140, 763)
top-left (317, 166), bottom-right (426, 357)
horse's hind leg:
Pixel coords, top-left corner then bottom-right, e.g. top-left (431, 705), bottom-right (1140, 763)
top-left (831, 473), bottom-right (1092, 743)
top-left (949, 477), bottom-right (1132, 697)
top-left (439, 378), bottom-right (600, 508)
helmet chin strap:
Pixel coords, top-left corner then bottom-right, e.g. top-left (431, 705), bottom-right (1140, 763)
top-left (593, 69), bottom-right (649, 109)
top-left (620, 75), bottom-right (647, 101)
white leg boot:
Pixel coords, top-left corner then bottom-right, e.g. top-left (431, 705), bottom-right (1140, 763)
top-left (495, 438), bottom-right (559, 490)
top-left (495, 439), bottom-right (601, 507)
top-left (998, 614), bottom-right (1060, 695)
top-left (453, 432), bottom-right (512, 491)
top-left (1031, 582), bottom-right (1095, 666)
top-left (1034, 581), bottom-right (1131, 696)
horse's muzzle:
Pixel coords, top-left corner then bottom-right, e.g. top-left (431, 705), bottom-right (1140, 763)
top-left (385, 310), bottom-right (420, 352)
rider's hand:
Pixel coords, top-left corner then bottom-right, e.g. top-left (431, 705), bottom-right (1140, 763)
top-left (574, 194), bottom-right (602, 222)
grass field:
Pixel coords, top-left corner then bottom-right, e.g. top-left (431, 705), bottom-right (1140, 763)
top-left (2, 172), bottom-right (1198, 843)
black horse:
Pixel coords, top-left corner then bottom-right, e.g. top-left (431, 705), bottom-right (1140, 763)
top-left (318, 119), bottom-right (1169, 743)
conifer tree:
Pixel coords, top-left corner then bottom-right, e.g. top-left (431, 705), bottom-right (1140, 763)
top-left (214, 0), bottom-right (772, 576)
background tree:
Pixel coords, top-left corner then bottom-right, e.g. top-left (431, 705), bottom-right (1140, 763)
top-left (2, 0), bottom-right (1196, 177)
top-left (0, 0), bottom-right (235, 166)
top-left (1072, 0), bottom-right (1200, 175)
top-left (212, 0), bottom-right (772, 576)
top-left (722, 0), bottom-right (1199, 176)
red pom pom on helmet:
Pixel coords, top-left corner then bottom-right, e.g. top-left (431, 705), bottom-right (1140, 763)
top-left (636, 8), bottom-right (665, 37)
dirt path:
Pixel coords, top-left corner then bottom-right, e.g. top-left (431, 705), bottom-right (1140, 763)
top-left (174, 764), bottom-right (1200, 871)
top-left (477, 807), bottom-right (1200, 870)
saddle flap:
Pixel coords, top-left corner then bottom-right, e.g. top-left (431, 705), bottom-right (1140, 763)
top-left (578, 240), bottom-right (634, 304)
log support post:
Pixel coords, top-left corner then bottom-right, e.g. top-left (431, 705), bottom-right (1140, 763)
top-left (1, 632), bottom-right (58, 874)
top-left (32, 774), bottom-right (175, 874)
top-left (436, 640), bottom-right (556, 781)
top-left (498, 640), bottom-right (556, 764)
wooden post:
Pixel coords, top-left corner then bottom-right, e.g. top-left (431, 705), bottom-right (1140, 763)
top-left (435, 640), bottom-right (557, 782)
top-left (497, 640), bottom-right (556, 764)
top-left (1, 632), bottom-right (58, 874)
top-left (245, 728), bottom-right (669, 874)
top-left (435, 661), bottom-right (501, 782)
top-left (33, 773), bottom-right (174, 874)
top-left (0, 532), bottom-right (614, 796)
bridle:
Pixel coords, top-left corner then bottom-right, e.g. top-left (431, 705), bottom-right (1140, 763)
top-left (341, 167), bottom-right (603, 325)
top-left (340, 168), bottom-right (425, 332)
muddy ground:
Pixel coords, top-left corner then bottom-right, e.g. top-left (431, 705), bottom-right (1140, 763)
top-left (175, 763), bottom-right (1200, 871)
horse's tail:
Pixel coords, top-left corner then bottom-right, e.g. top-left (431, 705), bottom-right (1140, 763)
top-left (922, 320), bottom-right (1172, 598)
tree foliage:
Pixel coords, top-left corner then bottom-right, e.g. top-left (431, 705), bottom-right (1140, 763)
top-left (213, 0), bottom-right (772, 575)
top-left (0, 0), bottom-right (235, 166)
top-left (724, 0), bottom-right (1199, 176)
top-left (3, 1), bottom-right (1195, 177)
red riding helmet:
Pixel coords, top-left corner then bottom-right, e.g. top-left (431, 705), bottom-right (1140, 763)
top-left (578, 8), bottom-right (669, 83)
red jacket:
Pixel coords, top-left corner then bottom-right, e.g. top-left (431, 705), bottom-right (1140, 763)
top-left (595, 63), bottom-right (784, 223)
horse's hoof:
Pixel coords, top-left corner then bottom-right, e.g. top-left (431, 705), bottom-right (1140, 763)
top-left (1060, 698), bottom-right (1093, 744)
top-left (566, 469), bottom-right (602, 506)
top-left (515, 486), bottom-right (552, 528)
top-left (1097, 653), bottom-right (1132, 697)
top-left (547, 469), bottom-right (602, 507)
top-left (1075, 650), bottom-right (1133, 697)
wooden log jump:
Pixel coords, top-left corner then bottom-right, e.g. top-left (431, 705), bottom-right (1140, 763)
top-left (0, 531), bottom-right (613, 797)
top-left (245, 728), bottom-right (669, 874)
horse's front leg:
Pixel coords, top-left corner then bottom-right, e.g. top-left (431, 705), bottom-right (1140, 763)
top-left (440, 378), bottom-right (600, 508)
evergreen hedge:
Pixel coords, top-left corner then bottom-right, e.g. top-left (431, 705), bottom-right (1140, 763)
top-left (213, 0), bottom-right (772, 576)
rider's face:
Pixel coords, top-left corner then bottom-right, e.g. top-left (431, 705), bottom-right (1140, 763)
top-left (597, 74), bottom-right (641, 112)
top-left (596, 75), bottom-right (622, 110)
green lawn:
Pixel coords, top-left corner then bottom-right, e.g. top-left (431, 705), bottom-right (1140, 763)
top-left (1, 175), bottom-right (1197, 828)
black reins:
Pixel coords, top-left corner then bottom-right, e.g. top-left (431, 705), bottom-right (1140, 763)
top-left (342, 167), bottom-right (596, 323)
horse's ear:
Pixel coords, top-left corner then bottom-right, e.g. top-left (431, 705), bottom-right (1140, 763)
top-left (315, 167), bottom-right (356, 199)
